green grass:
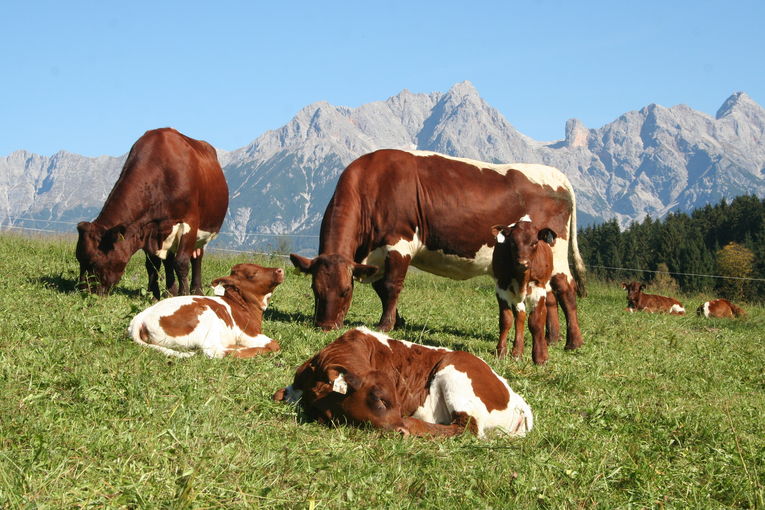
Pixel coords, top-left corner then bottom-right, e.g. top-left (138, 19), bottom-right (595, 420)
top-left (0, 233), bottom-right (763, 508)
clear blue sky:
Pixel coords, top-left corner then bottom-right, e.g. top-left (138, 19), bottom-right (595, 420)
top-left (2, 1), bottom-right (763, 157)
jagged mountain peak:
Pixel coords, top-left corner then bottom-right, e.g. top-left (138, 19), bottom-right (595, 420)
top-left (716, 91), bottom-right (758, 119)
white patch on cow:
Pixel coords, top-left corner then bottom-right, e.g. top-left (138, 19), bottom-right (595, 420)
top-left (332, 373), bottom-right (348, 394)
top-left (356, 326), bottom-right (393, 347)
top-left (156, 222), bottom-right (191, 259)
top-left (413, 363), bottom-right (533, 438)
top-left (515, 301), bottom-right (527, 313)
top-left (495, 232), bottom-right (506, 244)
top-left (260, 292), bottom-right (272, 311)
top-left (195, 228), bottom-right (218, 249)
top-left (702, 301), bottom-right (711, 318)
top-left (518, 214), bottom-right (532, 223)
top-left (670, 304), bottom-right (685, 314)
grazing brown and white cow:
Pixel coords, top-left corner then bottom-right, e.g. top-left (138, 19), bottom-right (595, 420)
top-left (696, 298), bottom-right (746, 319)
top-left (76, 128), bottom-right (228, 298)
top-left (290, 149), bottom-right (585, 351)
top-left (621, 281), bottom-right (686, 315)
top-left (273, 327), bottom-right (534, 438)
top-left (128, 263), bottom-right (283, 358)
top-left (491, 216), bottom-right (556, 364)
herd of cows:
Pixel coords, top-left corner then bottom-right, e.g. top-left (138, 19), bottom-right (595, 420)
top-left (72, 127), bottom-right (746, 438)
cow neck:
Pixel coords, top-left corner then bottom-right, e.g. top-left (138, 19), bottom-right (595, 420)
top-left (317, 195), bottom-right (366, 260)
top-left (221, 290), bottom-right (263, 336)
top-left (94, 164), bottom-right (162, 229)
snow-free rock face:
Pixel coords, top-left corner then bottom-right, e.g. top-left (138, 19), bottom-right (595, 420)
top-left (2, 84), bottom-right (764, 252)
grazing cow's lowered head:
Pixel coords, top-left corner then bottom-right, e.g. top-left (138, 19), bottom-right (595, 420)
top-left (128, 263), bottom-right (284, 358)
top-left (621, 281), bottom-right (685, 315)
top-left (696, 298), bottom-right (746, 319)
top-left (274, 327), bottom-right (534, 438)
top-left (289, 253), bottom-right (377, 330)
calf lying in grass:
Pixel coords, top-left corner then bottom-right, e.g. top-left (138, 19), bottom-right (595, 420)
top-left (621, 281), bottom-right (685, 315)
top-left (697, 298), bottom-right (746, 319)
top-left (128, 263), bottom-right (284, 358)
top-left (273, 327), bottom-right (533, 438)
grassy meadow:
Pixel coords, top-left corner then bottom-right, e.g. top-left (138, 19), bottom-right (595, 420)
top-left (0, 233), bottom-right (763, 509)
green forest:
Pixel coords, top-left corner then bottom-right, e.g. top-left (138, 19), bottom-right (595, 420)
top-left (578, 195), bottom-right (765, 301)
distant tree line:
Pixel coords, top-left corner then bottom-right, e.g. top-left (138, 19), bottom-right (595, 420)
top-left (578, 195), bottom-right (765, 302)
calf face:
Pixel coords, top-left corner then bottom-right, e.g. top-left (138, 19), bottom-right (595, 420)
top-left (212, 263), bottom-right (285, 310)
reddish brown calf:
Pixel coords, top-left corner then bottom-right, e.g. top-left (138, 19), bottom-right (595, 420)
top-left (621, 281), bottom-right (686, 315)
top-left (696, 298), bottom-right (745, 318)
top-left (491, 216), bottom-right (556, 364)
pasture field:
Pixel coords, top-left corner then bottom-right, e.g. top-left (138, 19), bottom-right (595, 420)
top-left (0, 233), bottom-right (763, 509)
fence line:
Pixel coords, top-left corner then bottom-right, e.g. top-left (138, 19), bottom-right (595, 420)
top-left (3, 220), bottom-right (764, 283)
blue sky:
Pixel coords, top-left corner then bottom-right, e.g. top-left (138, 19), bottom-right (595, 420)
top-left (2, 1), bottom-right (763, 157)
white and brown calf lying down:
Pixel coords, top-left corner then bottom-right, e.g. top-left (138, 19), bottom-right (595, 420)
top-left (491, 216), bottom-right (556, 364)
top-left (697, 298), bottom-right (746, 319)
top-left (621, 281), bottom-right (686, 315)
top-left (128, 263), bottom-right (283, 358)
top-left (273, 327), bottom-right (533, 438)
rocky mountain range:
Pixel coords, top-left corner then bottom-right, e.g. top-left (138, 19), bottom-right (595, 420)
top-left (2, 82), bottom-right (764, 252)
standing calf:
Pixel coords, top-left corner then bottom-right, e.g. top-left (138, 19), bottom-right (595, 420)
top-left (697, 298), bottom-right (745, 319)
top-left (128, 263), bottom-right (284, 358)
top-left (621, 281), bottom-right (685, 315)
top-left (273, 327), bottom-right (533, 439)
top-left (491, 216), bottom-right (556, 364)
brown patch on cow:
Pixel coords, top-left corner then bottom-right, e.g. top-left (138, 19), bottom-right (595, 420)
top-left (194, 297), bottom-right (234, 328)
top-left (443, 351), bottom-right (510, 413)
top-left (139, 323), bottom-right (150, 342)
top-left (225, 340), bottom-right (281, 358)
top-left (158, 301), bottom-right (207, 336)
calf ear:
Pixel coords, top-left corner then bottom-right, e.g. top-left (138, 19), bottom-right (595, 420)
top-left (290, 253), bottom-right (315, 274)
top-left (326, 366), bottom-right (362, 394)
top-left (352, 263), bottom-right (377, 281)
top-left (640, 283), bottom-right (646, 291)
top-left (538, 228), bottom-right (557, 246)
top-left (491, 225), bottom-right (507, 243)
top-left (621, 282), bottom-right (628, 289)
top-left (211, 276), bottom-right (240, 294)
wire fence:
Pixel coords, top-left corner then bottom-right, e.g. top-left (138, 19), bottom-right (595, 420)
top-left (3, 216), bottom-right (765, 283)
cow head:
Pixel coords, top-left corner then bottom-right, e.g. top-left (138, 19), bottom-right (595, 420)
top-left (76, 221), bottom-right (134, 295)
top-left (491, 218), bottom-right (557, 270)
top-left (290, 253), bottom-right (377, 330)
top-left (274, 362), bottom-right (407, 433)
top-left (211, 263), bottom-right (284, 310)
top-left (621, 281), bottom-right (645, 309)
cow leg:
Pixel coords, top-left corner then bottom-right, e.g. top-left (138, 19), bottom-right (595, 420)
top-left (529, 296), bottom-right (549, 365)
top-left (144, 252), bottom-right (162, 300)
top-left (189, 248), bottom-right (204, 295)
top-left (545, 290), bottom-right (560, 344)
top-left (511, 305), bottom-right (527, 360)
top-left (225, 344), bottom-right (280, 358)
top-left (163, 252), bottom-right (179, 296)
top-left (372, 252), bottom-right (410, 331)
top-left (173, 252), bottom-right (192, 295)
top-left (496, 294), bottom-right (512, 358)
top-left (550, 273), bottom-right (584, 350)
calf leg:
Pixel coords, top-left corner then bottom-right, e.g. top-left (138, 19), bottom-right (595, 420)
top-left (529, 296), bottom-right (549, 365)
top-left (496, 295), bottom-right (513, 358)
top-left (511, 305), bottom-right (527, 360)
top-left (550, 273), bottom-right (584, 350)
top-left (545, 290), bottom-right (560, 344)
top-left (400, 416), bottom-right (464, 437)
top-left (372, 252), bottom-right (410, 331)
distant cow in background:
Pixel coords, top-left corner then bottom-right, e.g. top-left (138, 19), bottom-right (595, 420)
top-left (273, 327), bottom-right (533, 439)
top-left (76, 128), bottom-right (228, 298)
top-left (697, 299), bottom-right (746, 319)
top-left (491, 216), bottom-right (556, 364)
top-left (621, 281), bottom-right (686, 315)
top-left (128, 263), bottom-right (284, 358)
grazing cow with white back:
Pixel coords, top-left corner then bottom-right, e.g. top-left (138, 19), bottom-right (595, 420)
top-left (128, 263), bottom-right (283, 358)
top-left (273, 327), bottom-right (533, 438)
top-left (491, 215), bottom-right (556, 364)
top-left (290, 149), bottom-right (585, 352)
top-left (621, 281), bottom-right (686, 315)
top-left (76, 128), bottom-right (228, 299)
top-left (697, 298), bottom-right (745, 319)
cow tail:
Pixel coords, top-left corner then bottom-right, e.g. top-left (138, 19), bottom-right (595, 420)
top-left (568, 187), bottom-right (587, 298)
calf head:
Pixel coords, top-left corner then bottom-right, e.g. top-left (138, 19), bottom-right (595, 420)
top-left (212, 263), bottom-right (284, 310)
top-left (275, 362), bottom-right (407, 433)
top-left (76, 221), bottom-right (133, 295)
top-left (621, 281), bottom-right (644, 309)
top-left (290, 253), bottom-right (377, 330)
top-left (491, 217), bottom-right (557, 271)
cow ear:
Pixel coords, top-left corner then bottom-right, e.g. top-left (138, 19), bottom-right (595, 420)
top-left (290, 253), bottom-right (315, 275)
top-left (538, 228), bottom-right (557, 246)
top-left (99, 224), bottom-right (127, 251)
top-left (352, 263), bottom-right (377, 281)
top-left (491, 225), bottom-right (506, 243)
top-left (621, 282), bottom-right (628, 289)
top-left (77, 221), bottom-right (93, 234)
top-left (640, 283), bottom-right (646, 291)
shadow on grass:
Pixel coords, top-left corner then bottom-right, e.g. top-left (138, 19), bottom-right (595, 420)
top-left (34, 275), bottom-right (145, 299)
top-left (264, 308), bottom-right (315, 326)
